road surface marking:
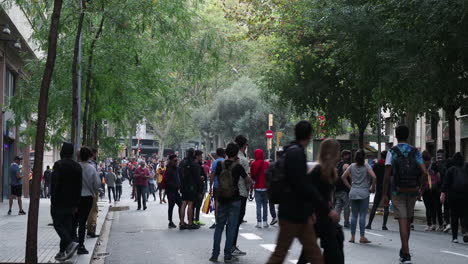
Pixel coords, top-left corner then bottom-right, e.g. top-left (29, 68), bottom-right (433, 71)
top-left (240, 233), bottom-right (262, 240)
top-left (260, 244), bottom-right (276, 252)
top-left (441, 251), bottom-right (468, 258)
top-left (365, 231), bottom-right (383, 237)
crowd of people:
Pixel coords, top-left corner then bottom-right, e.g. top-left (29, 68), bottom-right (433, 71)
top-left (7, 119), bottom-right (468, 264)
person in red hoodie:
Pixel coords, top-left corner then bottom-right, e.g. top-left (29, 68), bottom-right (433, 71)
top-left (250, 149), bottom-right (270, 228)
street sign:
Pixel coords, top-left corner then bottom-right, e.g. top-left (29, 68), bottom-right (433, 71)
top-left (268, 114), bottom-right (273, 127)
top-left (265, 130), bottom-right (274, 139)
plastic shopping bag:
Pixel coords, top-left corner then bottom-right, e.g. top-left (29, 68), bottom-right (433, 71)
top-left (209, 193), bottom-right (215, 212)
top-left (202, 193), bottom-right (212, 214)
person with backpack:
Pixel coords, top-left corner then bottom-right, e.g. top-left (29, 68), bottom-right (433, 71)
top-left (297, 139), bottom-right (344, 264)
top-left (164, 155), bottom-right (182, 229)
top-left (251, 149), bottom-right (270, 228)
top-left (209, 148), bottom-right (226, 229)
top-left (383, 124), bottom-right (428, 264)
top-left (441, 152), bottom-right (468, 243)
top-left (334, 150), bottom-right (352, 228)
top-left (421, 151), bottom-right (443, 231)
top-left (266, 121), bottom-right (326, 264)
top-left (209, 142), bottom-right (252, 263)
top-left (366, 150), bottom-right (390, 230)
top-left (179, 148), bottom-right (201, 230)
top-left (341, 149), bottom-right (376, 244)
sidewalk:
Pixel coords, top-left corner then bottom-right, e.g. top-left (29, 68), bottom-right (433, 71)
top-left (0, 198), bottom-right (109, 264)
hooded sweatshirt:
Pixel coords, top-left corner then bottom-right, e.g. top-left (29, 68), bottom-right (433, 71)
top-left (250, 149), bottom-right (269, 190)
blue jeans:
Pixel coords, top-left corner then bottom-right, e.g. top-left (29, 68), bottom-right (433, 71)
top-left (255, 190), bottom-right (269, 222)
top-left (212, 200), bottom-right (241, 259)
top-left (350, 197), bottom-right (369, 236)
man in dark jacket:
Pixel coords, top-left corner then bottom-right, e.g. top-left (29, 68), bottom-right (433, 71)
top-left (44, 166), bottom-right (52, 198)
top-left (267, 121), bottom-right (330, 264)
top-left (51, 142), bottom-right (82, 261)
top-left (179, 148), bottom-right (201, 230)
top-left (165, 155), bottom-right (182, 228)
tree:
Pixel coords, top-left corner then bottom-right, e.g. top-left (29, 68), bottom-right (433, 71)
top-left (25, 0), bottom-right (63, 262)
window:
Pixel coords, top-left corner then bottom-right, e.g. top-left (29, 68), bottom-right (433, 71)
top-left (4, 69), bottom-right (15, 106)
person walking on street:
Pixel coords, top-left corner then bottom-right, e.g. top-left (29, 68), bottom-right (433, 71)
top-left (115, 170), bottom-right (123, 201)
top-left (147, 165), bottom-right (157, 201)
top-left (50, 142), bottom-right (82, 261)
top-left (209, 142), bottom-right (252, 263)
top-left (165, 155), bottom-right (182, 228)
top-left (86, 148), bottom-right (99, 238)
top-left (134, 161), bottom-right (150, 210)
top-left (179, 148), bottom-right (201, 230)
top-left (421, 151), bottom-right (443, 231)
top-left (194, 150), bottom-right (207, 226)
top-left (44, 165), bottom-right (52, 198)
top-left (334, 150), bottom-right (351, 228)
top-left (436, 149), bottom-right (451, 232)
top-left (297, 139), bottom-right (344, 264)
top-left (209, 148), bottom-right (226, 229)
top-left (8, 156), bottom-right (26, 215)
top-left (383, 124), bottom-right (428, 264)
top-left (367, 150), bottom-right (390, 230)
top-left (157, 160), bottom-right (167, 203)
top-left (441, 152), bottom-right (468, 243)
top-left (341, 149), bottom-right (376, 243)
top-left (266, 121), bottom-right (325, 264)
top-left (74, 146), bottom-right (101, 255)
top-left (251, 149), bottom-right (270, 228)
top-left (107, 167), bottom-right (117, 203)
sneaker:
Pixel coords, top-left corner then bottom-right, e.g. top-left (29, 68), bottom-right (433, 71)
top-left (242, 220), bottom-right (247, 224)
top-left (431, 225), bottom-right (436, 231)
top-left (437, 225), bottom-right (444, 231)
top-left (143, 206), bottom-right (147, 210)
top-left (382, 226), bottom-right (388, 231)
top-left (263, 222), bottom-right (269, 228)
top-left (344, 223), bottom-right (350, 228)
top-left (400, 253), bottom-right (412, 264)
top-left (209, 223), bottom-right (216, 229)
top-left (463, 234), bottom-right (468, 243)
top-left (224, 256), bottom-right (239, 263)
top-left (169, 222), bottom-right (177, 229)
top-left (270, 217), bottom-right (278, 226)
top-left (77, 245), bottom-right (89, 255)
top-left (19, 210), bottom-right (26, 215)
top-left (365, 225), bottom-right (372, 230)
top-left (232, 246), bottom-right (247, 256)
top-left (187, 224), bottom-right (201, 230)
top-left (255, 222), bottom-right (262, 228)
top-left (444, 224), bottom-right (451, 233)
top-left (209, 256), bottom-right (218, 262)
top-left (64, 242), bottom-right (79, 259)
top-left (452, 239), bottom-right (459, 243)
top-left (87, 233), bottom-right (98, 238)
top-left (424, 225), bottom-right (432, 231)
top-left (197, 221), bottom-right (206, 226)
top-left (179, 224), bottom-right (188, 230)
top-left (55, 252), bottom-right (66, 261)
top-left (7, 210), bottom-right (11, 215)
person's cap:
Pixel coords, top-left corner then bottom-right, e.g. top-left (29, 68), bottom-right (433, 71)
top-left (60, 142), bottom-right (74, 157)
top-left (14, 156), bottom-right (22, 161)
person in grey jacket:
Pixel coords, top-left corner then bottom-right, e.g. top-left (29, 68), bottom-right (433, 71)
top-left (106, 168), bottom-right (117, 203)
top-left (73, 146), bottom-right (101, 255)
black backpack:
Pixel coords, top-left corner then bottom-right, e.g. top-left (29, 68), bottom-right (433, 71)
top-left (451, 165), bottom-right (468, 193)
top-left (217, 161), bottom-right (236, 199)
top-left (391, 146), bottom-right (422, 193)
top-left (266, 146), bottom-right (295, 204)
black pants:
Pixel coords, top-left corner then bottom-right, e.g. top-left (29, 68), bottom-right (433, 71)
top-left (449, 195), bottom-right (468, 239)
top-left (443, 199), bottom-right (451, 225)
top-left (51, 208), bottom-right (74, 252)
top-left (167, 191), bottom-right (182, 222)
top-left (108, 186), bottom-right (116, 202)
top-left (194, 192), bottom-right (204, 222)
top-left (367, 191), bottom-right (389, 228)
top-left (298, 219), bottom-right (345, 264)
top-left (136, 186), bottom-right (147, 209)
top-left (73, 196), bottom-right (93, 245)
top-left (116, 185), bottom-right (122, 201)
top-left (232, 196), bottom-right (247, 247)
top-left (422, 189), bottom-right (443, 226)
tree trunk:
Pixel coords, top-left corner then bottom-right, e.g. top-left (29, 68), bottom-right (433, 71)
top-left (358, 126), bottom-right (365, 149)
top-left (406, 111), bottom-right (417, 146)
top-left (158, 138), bottom-right (165, 158)
top-left (82, 15), bottom-right (105, 146)
top-left (71, 0), bottom-right (85, 157)
top-left (446, 107), bottom-right (456, 157)
top-left (92, 121), bottom-right (99, 148)
top-left (25, 0), bottom-right (63, 262)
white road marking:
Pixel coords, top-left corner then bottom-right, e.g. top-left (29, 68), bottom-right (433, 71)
top-left (365, 231), bottom-right (384, 237)
top-left (240, 233), bottom-right (262, 240)
top-left (441, 251), bottom-right (468, 258)
top-left (260, 244), bottom-right (276, 252)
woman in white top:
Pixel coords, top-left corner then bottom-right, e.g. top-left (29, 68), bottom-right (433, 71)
top-left (342, 149), bottom-right (376, 243)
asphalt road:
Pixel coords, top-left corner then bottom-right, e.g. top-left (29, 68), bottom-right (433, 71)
top-left (103, 185), bottom-right (468, 264)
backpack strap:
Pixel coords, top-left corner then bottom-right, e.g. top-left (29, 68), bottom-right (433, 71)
top-left (391, 146), bottom-right (404, 158)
